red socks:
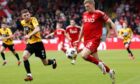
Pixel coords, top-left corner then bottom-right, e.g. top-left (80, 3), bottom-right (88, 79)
top-left (85, 55), bottom-right (99, 65)
top-left (103, 64), bottom-right (110, 73)
top-left (85, 55), bottom-right (110, 73)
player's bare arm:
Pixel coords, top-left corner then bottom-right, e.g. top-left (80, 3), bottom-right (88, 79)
top-left (24, 26), bottom-right (40, 39)
top-left (77, 25), bottom-right (84, 42)
top-left (65, 32), bottom-right (71, 41)
top-left (73, 25), bottom-right (83, 45)
top-left (45, 32), bottom-right (54, 38)
top-left (1, 35), bottom-right (14, 40)
top-left (106, 18), bottom-right (117, 37)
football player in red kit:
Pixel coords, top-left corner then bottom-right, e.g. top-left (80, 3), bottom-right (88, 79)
top-left (75, 0), bottom-right (117, 83)
top-left (46, 22), bottom-right (71, 53)
top-left (66, 19), bottom-right (81, 64)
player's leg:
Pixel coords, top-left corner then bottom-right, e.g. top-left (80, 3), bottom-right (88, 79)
top-left (35, 42), bottom-right (57, 69)
top-left (92, 52), bottom-right (115, 80)
top-left (41, 59), bottom-right (57, 69)
top-left (23, 50), bottom-right (33, 81)
top-left (80, 47), bottom-right (106, 74)
top-left (61, 40), bottom-right (67, 53)
top-left (92, 52), bottom-right (110, 73)
top-left (9, 44), bottom-right (21, 65)
top-left (23, 44), bottom-right (34, 81)
top-left (125, 43), bottom-right (134, 60)
top-left (0, 45), bottom-right (6, 65)
top-left (70, 42), bottom-right (77, 65)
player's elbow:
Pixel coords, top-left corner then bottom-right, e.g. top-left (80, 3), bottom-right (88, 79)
top-left (36, 26), bottom-right (40, 32)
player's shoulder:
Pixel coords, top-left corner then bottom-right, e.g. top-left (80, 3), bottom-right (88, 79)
top-left (20, 19), bottom-right (25, 25)
top-left (66, 25), bottom-right (72, 29)
top-left (30, 17), bottom-right (37, 20)
top-left (5, 27), bottom-right (11, 31)
top-left (75, 25), bottom-right (81, 28)
top-left (127, 28), bottom-right (132, 31)
top-left (66, 25), bottom-right (75, 30)
top-left (58, 28), bottom-right (65, 32)
top-left (83, 11), bottom-right (89, 15)
top-left (95, 10), bottom-right (105, 15)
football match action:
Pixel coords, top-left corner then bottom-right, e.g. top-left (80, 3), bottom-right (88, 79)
top-left (0, 0), bottom-right (140, 84)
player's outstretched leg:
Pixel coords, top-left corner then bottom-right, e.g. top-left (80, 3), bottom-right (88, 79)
top-left (41, 59), bottom-right (57, 69)
top-left (102, 62), bottom-right (115, 83)
top-left (83, 55), bottom-right (106, 74)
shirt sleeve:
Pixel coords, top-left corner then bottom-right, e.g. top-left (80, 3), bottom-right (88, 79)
top-left (100, 11), bottom-right (109, 22)
top-left (31, 17), bottom-right (39, 27)
top-left (8, 28), bottom-right (12, 35)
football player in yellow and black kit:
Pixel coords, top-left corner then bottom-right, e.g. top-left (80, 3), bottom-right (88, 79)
top-left (20, 9), bottom-right (57, 81)
top-left (118, 22), bottom-right (134, 60)
top-left (0, 22), bottom-right (21, 66)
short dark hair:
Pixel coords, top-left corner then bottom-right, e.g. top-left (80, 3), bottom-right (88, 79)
top-left (21, 9), bottom-right (29, 14)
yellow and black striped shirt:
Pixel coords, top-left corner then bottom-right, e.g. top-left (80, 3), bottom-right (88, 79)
top-left (119, 28), bottom-right (133, 43)
top-left (21, 17), bottom-right (41, 44)
top-left (0, 28), bottom-right (13, 45)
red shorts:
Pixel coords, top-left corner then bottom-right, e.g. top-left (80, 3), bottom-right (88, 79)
top-left (84, 38), bottom-right (100, 53)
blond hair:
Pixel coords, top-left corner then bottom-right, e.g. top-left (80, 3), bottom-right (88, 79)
top-left (84, 0), bottom-right (95, 5)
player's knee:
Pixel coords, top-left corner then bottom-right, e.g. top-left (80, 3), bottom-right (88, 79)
top-left (79, 52), bottom-right (88, 60)
top-left (41, 59), bottom-right (48, 66)
top-left (23, 56), bottom-right (28, 61)
top-left (125, 45), bottom-right (129, 48)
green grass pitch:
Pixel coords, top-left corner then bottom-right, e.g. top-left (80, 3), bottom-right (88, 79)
top-left (0, 50), bottom-right (140, 84)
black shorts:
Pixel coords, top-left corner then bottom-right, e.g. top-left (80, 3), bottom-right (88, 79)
top-left (2, 43), bottom-right (15, 52)
top-left (25, 42), bottom-right (46, 59)
top-left (124, 42), bottom-right (131, 45)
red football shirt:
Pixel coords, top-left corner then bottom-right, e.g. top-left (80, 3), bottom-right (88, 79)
top-left (66, 25), bottom-right (80, 42)
top-left (54, 29), bottom-right (65, 42)
top-left (82, 10), bottom-right (109, 41)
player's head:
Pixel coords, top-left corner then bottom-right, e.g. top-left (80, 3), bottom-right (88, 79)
top-left (1, 22), bottom-right (7, 29)
top-left (84, 0), bottom-right (95, 12)
top-left (70, 19), bottom-right (76, 26)
top-left (56, 22), bottom-right (63, 29)
top-left (21, 9), bottom-right (31, 21)
top-left (122, 22), bottom-right (128, 28)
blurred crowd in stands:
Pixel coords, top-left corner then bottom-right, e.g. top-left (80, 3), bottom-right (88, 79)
top-left (0, 0), bottom-right (140, 40)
